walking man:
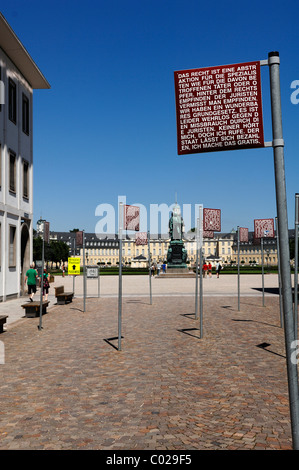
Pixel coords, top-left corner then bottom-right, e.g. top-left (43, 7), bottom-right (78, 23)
top-left (25, 264), bottom-right (38, 302)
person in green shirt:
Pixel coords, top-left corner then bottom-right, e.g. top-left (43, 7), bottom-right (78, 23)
top-left (25, 264), bottom-right (38, 302)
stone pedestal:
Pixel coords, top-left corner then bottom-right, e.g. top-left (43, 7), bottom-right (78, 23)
top-left (160, 267), bottom-right (195, 278)
top-left (167, 240), bottom-right (187, 269)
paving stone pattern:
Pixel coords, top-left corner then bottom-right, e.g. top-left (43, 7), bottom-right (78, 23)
top-left (0, 295), bottom-right (294, 450)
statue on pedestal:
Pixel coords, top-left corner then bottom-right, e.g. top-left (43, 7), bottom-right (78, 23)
top-left (167, 203), bottom-right (187, 269)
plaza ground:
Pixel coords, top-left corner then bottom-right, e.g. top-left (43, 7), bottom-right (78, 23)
top-left (0, 273), bottom-right (296, 450)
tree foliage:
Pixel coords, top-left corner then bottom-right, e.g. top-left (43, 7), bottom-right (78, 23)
top-left (33, 237), bottom-right (69, 267)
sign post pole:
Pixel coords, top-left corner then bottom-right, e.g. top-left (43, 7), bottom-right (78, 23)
top-left (148, 231), bottom-right (152, 305)
top-left (199, 205), bottom-right (203, 337)
top-left (38, 233), bottom-right (44, 331)
top-left (275, 217), bottom-right (283, 328)
top-left (261, 237), bottom-right (265, 307)
top-left (195, 217), bottom-right (199, 320)
top-left (268, 51), bottom-right (299, 449)
top-left (237, 227), bottom-right (240, 311)
top-left (98, 265), bottom-right (100, 298)
top-left (294, 194), bottom-right (299, 339)
top-left (83, 231), bottom-right (86, 312)
top-left (118, 202), bottom-right (123, 351)
top-left (73, 237), bottom-right (76, 296)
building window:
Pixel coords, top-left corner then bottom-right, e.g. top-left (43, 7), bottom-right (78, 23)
top-left (23, 160), bottom-right (29, 199)
top-left (22, 94), bottom-right (29, 135)
top-left (8, 78), bottom-right (17, 124)
top-left (9, 151), bottom-right (16, 193)
top-left (9, 225), bottom-right (16, 267)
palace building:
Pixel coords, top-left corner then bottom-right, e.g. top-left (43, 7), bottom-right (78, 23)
top-left (0, 14), bottom-right (50, 301)
top-left (47, 229), bottom-right (289, 269)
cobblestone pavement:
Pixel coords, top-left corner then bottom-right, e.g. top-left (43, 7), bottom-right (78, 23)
top-left (0, 289), bottom-right (294, 450)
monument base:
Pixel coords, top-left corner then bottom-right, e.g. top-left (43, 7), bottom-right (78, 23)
top-left (159, 267), bottom-right (196, 278)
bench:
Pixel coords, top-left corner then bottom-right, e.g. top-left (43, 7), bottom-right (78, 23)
top-left (21, 301), bottom-right (49, 318)
top-left (54, 286), bottom-right (73, 305)
top-left (0, 315), bottom-right (8, 333)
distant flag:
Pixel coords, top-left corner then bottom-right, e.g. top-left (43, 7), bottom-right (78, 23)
top-left (124, 205), bottom-right (140, 231)
top-left (76, 230), bottom-right (83, 246)
top-left (203, 230), bottom-right (214, 238)
top-left (135, 232), bottom-right (148, 245)
top-left (239, 227), bottom-right (248, 243)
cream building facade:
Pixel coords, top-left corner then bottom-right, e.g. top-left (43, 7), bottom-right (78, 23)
top-left (0, 14), bottom-right (49, 300)
top-left (49, 229), bottom-right (284, 269)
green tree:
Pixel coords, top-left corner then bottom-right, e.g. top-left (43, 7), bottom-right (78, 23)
top-left (49, 240), bottom-right (70, 268)
top-left (33, 237), bottom-right (51, 262)
top-left (289, 238), bottom-right (298, 260)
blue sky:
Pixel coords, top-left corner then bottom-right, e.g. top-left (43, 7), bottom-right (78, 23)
top-left (2, 0), bottom-right (298, 234)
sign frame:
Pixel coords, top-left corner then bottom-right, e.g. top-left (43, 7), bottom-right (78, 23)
top-left (174, 60), bottom-right (264, 155)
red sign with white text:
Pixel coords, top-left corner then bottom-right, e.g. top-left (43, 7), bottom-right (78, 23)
top-left (254, 219), bottom-right (275, 239)
top-left (174, 61), bottom-right (264, 155)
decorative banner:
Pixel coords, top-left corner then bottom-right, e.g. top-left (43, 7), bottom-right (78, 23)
top-left (254, 219), bottom-right (275, 239)
top-left (135, 232), bottom-right (148, 245)
top-left (239, 227), bottom-right (248, 242)
top-left (174, 61), bottom-right (264, 155)
top-left (124, 205), bottom-right (140, 231)
top-left (44, 221), bottom-right (50, 243)
top-left (76, 230), bottom-right (83, 247)
top-left (203, 208), bottom-right (221, 232)
top-left (203, 230), bottom-right (214, 238)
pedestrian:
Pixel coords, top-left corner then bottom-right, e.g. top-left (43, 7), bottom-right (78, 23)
top-left (42, 268), bottom-right (50, 301)
top-left (62, 265), bottom-right (65, 277)
top-left (151, 264), bottom-right (155, 276)
top-left (157, 262), bottom-right (161, 276)
top-left (208, 262), bottom-right (212, 278)
top-left (25, 264), bottom-right (38, 302)
top-left (203, 262), bottom-right (208, 278)
top-left (216, 261), bottom-right (222, 278)
top-left (162, 263), bottom-right (166, 274)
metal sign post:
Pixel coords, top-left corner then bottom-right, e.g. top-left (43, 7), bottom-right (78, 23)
top-left (174, 52), bottom-right (299, 448)
top-left (261, 237), bottom-right (265, 307)
top-left (98, 265), bottom-right (100, 298)
top-left (237, 227), bottom-right (248, 311)
top-left (148, 231), bottom-right (152, 305)
top-left (237, 227), bottom-right (240, 311)
top-left (268, 51), bottom-right (299, 449)
top-left (118, 202), bottom-right (123, 351)
top-left (38, 234), bottom-right (44, 331)
top-left (294, 194), bottom-right (299, 339)
top-left (83, 231), bottom-right (86, 312)
top-left (254, 219), bottom-right (275, 307)
top-left (275, 217), bottom-right (283, 328)
top-left (199, 205), bottom-right (203, 337)
top-left (73, 237), bottom-right (76, 296)
top-left (195, 217), bottom-right (199, 320)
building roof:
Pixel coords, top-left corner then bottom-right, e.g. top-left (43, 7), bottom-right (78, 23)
top-left (0, 13), bottom-right (50, 89)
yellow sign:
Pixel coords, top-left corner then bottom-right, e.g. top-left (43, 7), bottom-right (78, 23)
top-left (68, 257), bottom-right (81, 275)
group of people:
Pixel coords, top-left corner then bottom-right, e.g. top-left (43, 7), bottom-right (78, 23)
top-left (24, 264), bottom-right (50, 302)
top-left (151, 262), bottom-right (167, 276)
top-left (202, 261), bottom-right (222, 278)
